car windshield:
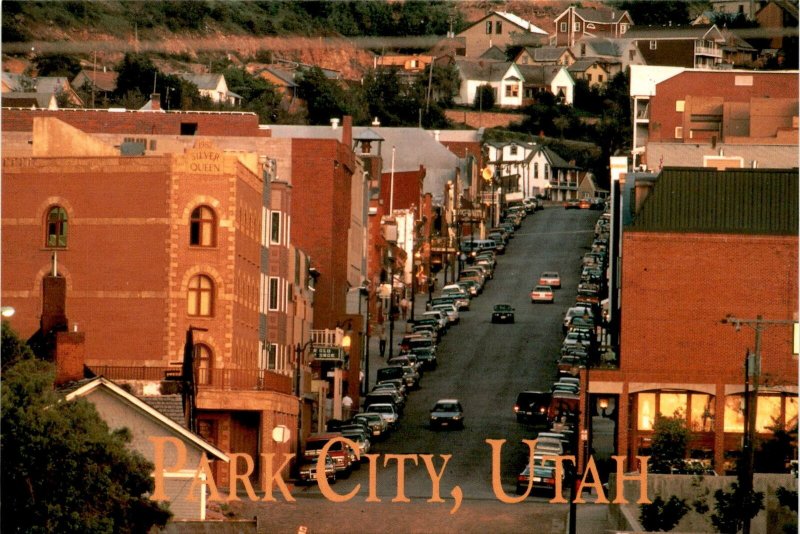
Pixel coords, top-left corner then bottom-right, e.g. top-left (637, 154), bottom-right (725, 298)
top-left (494, 305), bottom-right (512, 311)
top-left (535, 286), bottom-right (551, 292)
top-left (434, 403), bottom-right (459, 412)
top-left (542, 272), bottom-right (558, 278)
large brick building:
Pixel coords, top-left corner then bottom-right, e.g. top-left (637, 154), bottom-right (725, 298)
top-left (1, 110), bottom-right (318, 489)
top-left (588, 167), bottom-right (798, 474)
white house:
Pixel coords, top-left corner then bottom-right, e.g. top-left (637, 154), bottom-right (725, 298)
top-left (454, 60), bottom-right (525, 108)
top-left (516, 65), bottom-right (575, 105)
top-left (176, 73), bottom-right (242, 106)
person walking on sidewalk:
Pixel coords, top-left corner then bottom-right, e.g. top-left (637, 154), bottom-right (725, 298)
top-left (400, 296), bottom-right (410, 320)
top-left (376, 322), bottom-right (387, 357)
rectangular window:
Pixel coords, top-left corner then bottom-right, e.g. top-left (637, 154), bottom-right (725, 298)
top-left (486, 21), bottom-right (492, 34)
top-left (620, 23), bottom-right (628, 34)
top-left (496, 21), bottom-right (502, 34)
top-left (675, 100), bottom-right (685, 112)
top-left (724, 395), bottom-right (745, 433)
top-left (504, 84), bottom-right (518, 98)
top-left (268, 277), bottom-right (279, 310)
top-left (690, 394), bottom-right (714, 432)
top-left (581, 44), bottom-right (586, 56)
top-left (598, 74), bottom-right (604, 83)
top-left (638, 392), bottom-right (656, 430)
top-left (270, 211), bottom-right (281, 244)
top-left (268, 343), bottom-right (277, 370)
top-left (560, 22), bottom-right (567, 32)
top-left (587, 74), bottom-right (592, 82)
top-left (533, 164), bottom-right (539, 179)
top-left (180, 123), bottom-right (198, 135)
top-left (509, 145), bottom-right (518, 156)
top-left (659, 393), bottom-right (687, 419)
top-left (575, 21), bottom-right (581, 32)
top-left (649, 40), bottom-right (657, 50)
top-left (675, 126), bottom-right (683, 138)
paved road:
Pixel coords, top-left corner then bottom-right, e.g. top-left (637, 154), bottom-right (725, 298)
top-left (239, 206), bottom-right (604, 533)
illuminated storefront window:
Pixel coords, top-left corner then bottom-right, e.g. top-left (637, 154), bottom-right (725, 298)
top-left (724, 395), bottom-right (745, 432)
top-left (690, 394), bottom-right (714, 432)
top-left (756, 396), bottom-right (783, 433)
top-left (724, 394), bottom-right (796, 433)
top-left (659, 393), bottom-right (687, 419)
top-left (638, 393), bottom-right (656, 430)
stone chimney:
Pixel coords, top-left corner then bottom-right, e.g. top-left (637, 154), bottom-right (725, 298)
top-left (150, 93), bottom-right (161, 111)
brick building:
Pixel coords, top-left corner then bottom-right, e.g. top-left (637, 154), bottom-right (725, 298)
top-left (1, 112), bottom-right (315, 489)
top-left (587, 167), bottom-right (798, 474)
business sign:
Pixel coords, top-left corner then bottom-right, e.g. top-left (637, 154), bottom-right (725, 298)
top-left (312, 346), bottom-right (344, 361)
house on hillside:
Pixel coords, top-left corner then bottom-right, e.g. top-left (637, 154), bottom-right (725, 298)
top-left (567, 59), bottom-right (611, 88)
top-left (516, 64), bottom-right (574, 105)
top-left (457, 11), bottom-right (549, 58)
top-left (453, 60), bottom-right (524, 109)
top-left (570, 36), bottom-right (640, 72)
top-left (514, 46), bottom-right (576, 67)
top-left (71, 69), bottom-right (118, 106)
top-left (754, 1), bottom-right (799, 61)
top-left (553, 6), bottom-right (634, 47)
top-left (624, 25), bottom-right (725, 69)
top-left (529, 145), bottom-right (582, 201)
top-left (176, 73), bottom-right (242, 106)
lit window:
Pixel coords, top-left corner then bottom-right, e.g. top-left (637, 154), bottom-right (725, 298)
top-left (190, 206), bottom-right (216, 246)
top-left (649, 40), bottom-right (657, 50)
top-left (638, 393), bottom-right (656, 430)
top-left (690, 394), bottom-right (714, 432)
top-left (46, 206), bottom-right (68, 248)
top-left (787, 397), bottom-right (798, 429)
top-left (756, 396), bottom-right (783, 433)
top-left (724, 395), bottom-right (745, 432)
top-left (270, 211), bottom-right (281, 244)
top-left (659, 392), bottom-right (687, 419)
top-left (196, 343), bottom-right (212, 385)
top-left (188, 275), bottom-right (214, 317)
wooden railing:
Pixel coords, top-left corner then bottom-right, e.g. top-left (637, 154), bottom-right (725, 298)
top-left (90, 366), bottom-right (293, 395)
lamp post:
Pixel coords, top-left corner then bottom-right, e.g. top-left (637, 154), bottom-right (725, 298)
top-left (295, 340), bottom-right (314, 462)
top-left (411, 251), bottom-right (421, 322)
top-left (720, 314), bottom-right (796, 534)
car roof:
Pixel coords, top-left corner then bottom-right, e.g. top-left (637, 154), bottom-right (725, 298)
top-left (436, 398), bottom-right (460, 403)
top-left (541, 271), bottom-right (559, 276)
top-left (534, 285), bottom-right (552, 290)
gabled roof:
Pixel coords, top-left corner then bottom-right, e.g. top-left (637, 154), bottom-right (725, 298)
top-left (176, 73), bottom-right (224, 90)
top-left (34, 77), bottom-right (72, 94)
top-left (556, 6), bottom-right (631, 24)
top-left (521, 46), bottom-right (572, 63)
top-left (455, 59), bottom-right (513, 82)
top-left (567, 59), bottom-right (608, 74)
top-left (2, 71), bottom-right (28, 91)
top-left (261, 67), bottom-right (297, 87)
top-left (462, 11), bottom-right (548, 36)
top-left (1, 91), bottom-right (57, 109)
top-left (575, 37), bottom-right (622, 58)
top-left (630, 167), bottom-right (798, 234)
top-left (624, 24), bottom-right (724, 41)
top-left (480, 46), bottom-right (507, 61)
top-left (533, 145), bottom-right (578, 169)
top-left (756, 0), bottom-right (799, 20)
top-left (720, 29), bottom-right (757, 52)
top-left (72, 69), bottom-right (118, 92)
top-left (517, 64), bottom-right (568, 86)
top-left (65, 377), bottom-right (229, 461)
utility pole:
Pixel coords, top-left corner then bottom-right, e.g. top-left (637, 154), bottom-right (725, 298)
top-left (721, 314), bottom-right (796, 534)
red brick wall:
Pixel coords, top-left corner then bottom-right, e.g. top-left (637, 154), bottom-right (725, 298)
top-left (1, 108), bottom-right (268, 137)
top-left (649, 71), bottom-right (799, 143)
top-left (380, 168), bottom-right (424, 212)
top-left (620, 232), bottom-right (798, 384)
top-left (55, 331), bottom-right (86, 385)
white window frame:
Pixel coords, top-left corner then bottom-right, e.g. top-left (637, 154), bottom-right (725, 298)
top-left (270, 211), bottom-right (281, 245)
top-left (649, 40), bottom-right (657, 50)
top-left (560, 22), bottom-right (567, 32)
top-left (675, 126), bottom-right (683, 139)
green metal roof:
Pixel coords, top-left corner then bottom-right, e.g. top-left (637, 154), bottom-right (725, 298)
top-left (629, 167), bottom-right (799, 235)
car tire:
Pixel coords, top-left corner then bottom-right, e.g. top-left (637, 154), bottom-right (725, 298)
top-left (329, 475), bottom-right (336, 485)
top-left (516, 485), bottom-right (526, 496)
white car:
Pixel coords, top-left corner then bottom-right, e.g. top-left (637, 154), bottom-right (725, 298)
top-left (432, 303), bottom-right (459, 325)
top-left (422, 310), bottom-right (448, 331)
top-left (367, 403), bottom-right (399, 429)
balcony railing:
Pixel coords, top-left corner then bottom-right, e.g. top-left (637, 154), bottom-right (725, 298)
top-left (90, 366), bottom-right (293, 395)
top-left (695, 45), bottom-right (722, 58)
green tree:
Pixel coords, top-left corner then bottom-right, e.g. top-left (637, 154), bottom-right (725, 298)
top-left (33, 54), bottom-right (82, 78)
top-left (474, 84), bottom-right (495, 111)
top-left (1, 325), bottom-right (171, 533)
top-left (296, 66), bottom-right (352, 125)
top-left (640, 495), bottom-right (690, 532)
top-left (710, 482), bottom-right (764, 534)
top-left (650, 414), bottom-right (689, 473)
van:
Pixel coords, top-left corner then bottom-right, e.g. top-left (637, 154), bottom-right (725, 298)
top-left (460, 239), bottom-right (498, 258)
top-left (304, 433), bottom-right (353, 473)
top-left (514, 391), bottom-right (552, 424)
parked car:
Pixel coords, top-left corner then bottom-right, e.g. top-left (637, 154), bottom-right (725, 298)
top-left (578, 199), bottom-right (591, 209)
top-left (341, 428), bottom-right (371, 458)
top-left (456, 279), bottom-right (481, 296)
top-left (351, 412), bottom-right (388, 439)
top-left (491, 303), bottom-right (515, 324)
top-left (564, 199), bottom-right (581, 210)
top-left (429, 399), bottom-right (465, 430)
top-left (432, 303), bottom-right (460, 325)
top-left (298, 454), bottom-right (337, 485)
top-left (304, 433), bottom-right (353, 474)
top-left (538, 271), bottom-right (561, 288)
top-left (440, 285), bottom-right (470, 310)
top-left (530, 285), bottom-right (554, 304)
top-left (516, 460), bottom-right (562, 496)
top-left (514, 391), bottom-right (552, 424)
top-left (367, 403), bottom-right (399, 429)
top-left (410, 346), bottom-right (438, 370)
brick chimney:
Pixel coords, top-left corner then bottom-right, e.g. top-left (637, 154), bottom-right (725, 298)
top-left (54, 330), bottom-right (86, 386)
top-left (150, 93), bottom-right (161, 111)
top-left (41, 263), bottom-right (67, 336)
top-left (342, 115), bottom-right (352, 148)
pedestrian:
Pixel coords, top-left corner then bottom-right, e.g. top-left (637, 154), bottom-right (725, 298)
top-left (342, 395), bottom-right (353, 420)
top-left (377, 323), bottom-right (387, 357)
top-left (400, 296), bottom-right (410, 320)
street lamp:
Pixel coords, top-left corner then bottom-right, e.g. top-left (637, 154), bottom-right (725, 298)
top-left (411, 250), bottom-right (422, 322)
top-left (720, 314), bottom-right (796, 534)
top-left (1, 306), bottom-right (15, 318)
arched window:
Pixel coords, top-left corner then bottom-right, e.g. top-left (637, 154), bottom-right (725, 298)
top-left (187, 275), bottom-right (214, 316)
top-left (195, 343), bottom-right (213, 385)
top-left (190, 206), bottom-right (216, 247)
top-left (46, 206), bottom-right (68, 248)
